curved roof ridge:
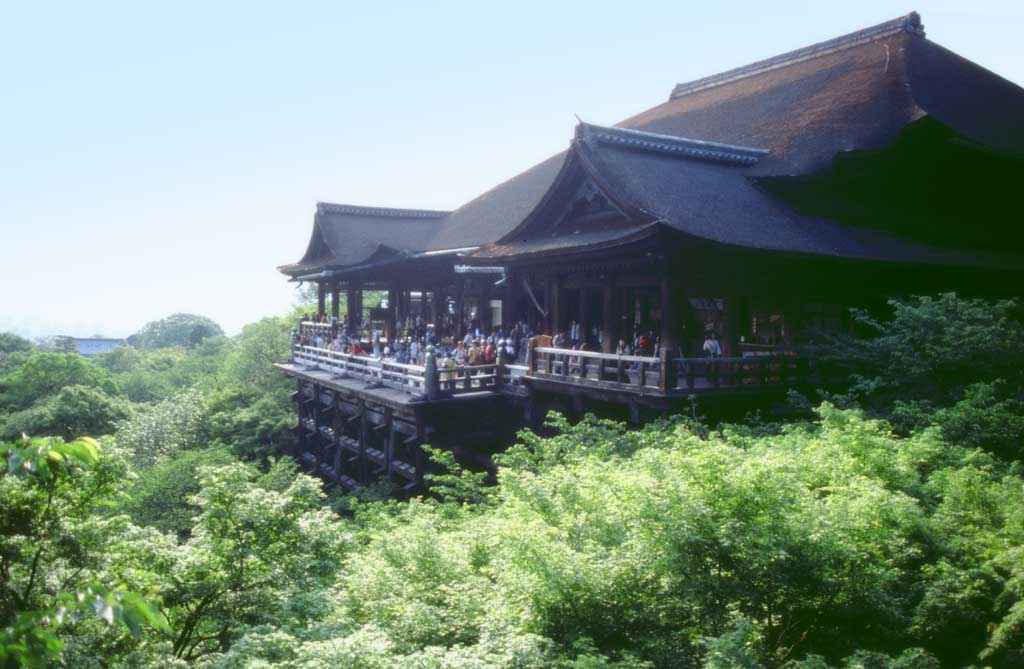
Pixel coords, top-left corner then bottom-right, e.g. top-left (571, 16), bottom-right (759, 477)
top-left (669, 12), bottom-right (925, 100)
top-left (316, 202), bottom-right (449, 219)
top-left (578, 122), bottom-right (769, 166)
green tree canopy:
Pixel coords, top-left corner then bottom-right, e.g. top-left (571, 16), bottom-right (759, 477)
top-left (0, 352), bottom-right (118, 412)
top-left (0, 384), bottom-right (130, 441)
top-left (0, 333), bottom-right (33, 356)
top-left (133, 313), bottom-right (224, 351)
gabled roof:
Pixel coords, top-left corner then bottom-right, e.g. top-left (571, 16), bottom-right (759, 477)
top-left (277, 203), bottom-right (449, 277)
top-left (473, 122), bottom-right (1020, 268)
top-left (281, 12), bottom-right (1024, 276)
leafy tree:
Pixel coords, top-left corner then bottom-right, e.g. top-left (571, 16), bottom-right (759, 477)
top-left (0, 436), bottom-right (164, 667)
top-left (156, 462), bottom-right (345, 662)
top-left (827, 293), bottom-right (1024, 408)
top-left (93, 344), bottom-right (143, 374)
top-left (134, 313), bottom-right (224, 351)
top-left (0, 352), bottom-right (118, 412)
top-left (822, 294), bottom-right (1024, 460)
top-left (224, 316), bottom-right (290, 389)
top-left (121, 446), bottom-right (235, 538)
top-left (116, 389), bottom-right (207, 467)
top-left (0, 333), bottom-right (32, 356)
top-left (0, 384), bottom-right (130, 441)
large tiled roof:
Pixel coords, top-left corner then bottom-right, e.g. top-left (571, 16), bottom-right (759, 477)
top-left (280, 13), bottom-right (1024, 277)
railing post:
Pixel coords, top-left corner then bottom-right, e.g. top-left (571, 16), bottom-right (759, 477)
top-left (526, 339), bottom-right (535, 376)
top-left (659, 348), bottom-right (674, 392)
top-left (424, 346), bottom-right (439, 401)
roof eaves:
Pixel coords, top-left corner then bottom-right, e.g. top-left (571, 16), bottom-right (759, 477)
top-left (669, 12), bottom-right (925, 100)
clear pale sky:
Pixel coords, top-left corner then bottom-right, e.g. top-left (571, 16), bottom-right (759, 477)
top-left (2, 0), bottom-right (1022, 338)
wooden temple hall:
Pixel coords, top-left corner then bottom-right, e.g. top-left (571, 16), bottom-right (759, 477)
top-left (275, 13), bottom-right (1024, 490)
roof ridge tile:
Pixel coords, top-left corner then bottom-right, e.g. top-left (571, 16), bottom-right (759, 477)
top-left (669, 12), bottom-right (925, 100)
top-left (316, 202), bottom-right (449, 219)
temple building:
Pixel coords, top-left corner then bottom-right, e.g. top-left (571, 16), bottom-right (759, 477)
top-left (275, 13), bottom-right (1024, 490)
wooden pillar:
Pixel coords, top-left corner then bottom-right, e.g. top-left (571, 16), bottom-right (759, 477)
top-left (431, 285), bottom-right (444, 337)
top-left (357, 399), bottom-right (369, 484)
top-left (454, 279), bottom-right (466, 338)
top-left (317, 282), bottom-right (326, 317)
top-left (346, 285), bottom-right (357, 330)
top-left (580, 288), bottom-right (592, 347)
top-left (356, 284), bottom-right (364, 329)
top-left (550, 273), bottom-right (562, 336)
top-left (660, 261), bottom-right (677, 353)
top-left (330, 281), bottom-right (340, 320)
top-left (504, 269), bottom-right (519, 327)
top-left (387, 287), bottom-right (398, 342)
top-left (602, 274), bottom-right (616, 353)
top-left (480, 280), bottom-right (492, 334)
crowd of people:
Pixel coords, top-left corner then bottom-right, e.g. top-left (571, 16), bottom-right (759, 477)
top-left (293, 314), bottom-right (537, 369)
top-left (296, 311), bottom-right (704, 366)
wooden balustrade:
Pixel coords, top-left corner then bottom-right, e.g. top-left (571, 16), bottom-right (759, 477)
top-left (294, 340), bottom-right (819, 400)
top-left (293, 344), bottom-right (515, 398)
top-left (674, 355), bottom-right (813, 390)
top-left (527, 345), bottom-right (816, 394)
top-left (529, 346), bottom-right (665, 391)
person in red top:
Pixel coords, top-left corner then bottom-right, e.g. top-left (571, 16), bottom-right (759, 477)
top-left (483, 339), bottom-right (497, 364)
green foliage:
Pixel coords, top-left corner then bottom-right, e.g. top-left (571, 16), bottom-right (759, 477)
top-left (223, 316), bottom-right (290, 389)
top-left (121, 446), bottom-right (236, 538)
top-left (0, 352), bottom-right (119, 412)
top-left (825, 294), bottom-right (1024, 461)
top-left (157, 461), bottom-right (346, 662)
top-left (0, 384), bottom-right (130, 441)
top-left (0, 436), bottom-right (164, 668)
top-left (134, 313), bottom-right (224, 351)
top-left (828, 294), bottom-right (1024, 406)
top-left (203, 383), bottom-right (295, 461)
top-left (0, 334), bottom-right (33, 356)
top-left (115, 389), bottom-right (207, 467)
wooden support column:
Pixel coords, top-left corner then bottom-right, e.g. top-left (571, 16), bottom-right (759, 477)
top-left (384, 408), bottom-right (394, 477)
top-left (579, 288), bottom-right (592, 347)
top-left (317, 282), bottom-right (326, 317)
top-left (346, 285), bottom-right (358, 330)
top-left (387, 287), bottom-right (398, 343)
top-left (357, 399), bottom-right (369, 484)
top-left (660, 262), bottom-right (677, 353)
top-left (454, 279), bottom-right (466, 338)
top-left (504, 269), bottom-right (519, 327)
top-left (431, 285), bottom-right (444, 337)
top-left (550, 273), bottom-right (562, 336)
top-left (480, 280), bottom-right (492, 334)
top-left (329, 281), bottom-right (340, 320)
top-left (602, 274), bottom-right (616, 353)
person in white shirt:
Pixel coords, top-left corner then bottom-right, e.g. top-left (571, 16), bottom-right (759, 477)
top-left (702, 332), bottom-right (722, 358)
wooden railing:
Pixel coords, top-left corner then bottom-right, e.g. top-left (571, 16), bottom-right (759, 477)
top-left (292, 344), bottom-right (513, 398)
top-left (674, 355), bottom-right (816, 391)
top-left (293, 345), bottom-right (427, 394)
top-left (528, 346), bottom-right (666, 391)
top-left (527, 345), bottom-right (820, 394)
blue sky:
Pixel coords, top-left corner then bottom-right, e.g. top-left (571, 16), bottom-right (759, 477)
top-left (2, 0), bottom-right (1022, 338)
